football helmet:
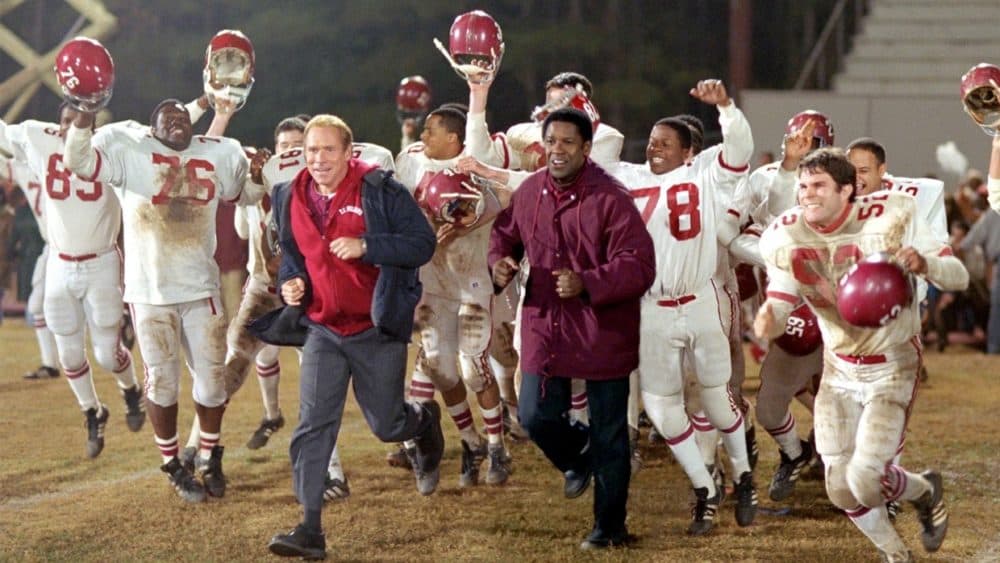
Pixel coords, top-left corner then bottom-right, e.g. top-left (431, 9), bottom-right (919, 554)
top-left (785, 110), bottom-right (834, 148)
top-left (530, 84), bottom-right (601, 132)
top-left (837, 252), bottom-right (913, 328)
top-left (961, 62), bottom-right (1000, 136)
top-left (396, 75), bottom-right (433, 124)
top-left (433, 10), bottom-right (504, 84)
top-left (774, 303), bottom-right (822, 356)
top-left (417, 169), bottom-right (486, 225)
top-left (54, 37), bottom-right (114, 112)
top-left (203, 29), bottom-right (255, 112)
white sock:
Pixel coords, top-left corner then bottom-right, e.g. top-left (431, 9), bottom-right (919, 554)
top-left (668, 426), bottom-right (716, 494)
top-left (480, 404), bottom-right (504, 446)
top-left (884, 464), bottom-right (931, 502)
top-left (447, 400), bottom-right (481, 446)
top-left (255, 360), bottom-right (281, 420)
top-left (766, 412), bottom-right (803, 459)
top-left (409, 370), bottom-right (436, 402)
top-left (65, 361), bottom-right (100, 411)
top-left (327, 444), bottom-right (345, 480)
top-left (691, 411), bottom-right (718, 465)
top-left (199, 431), bottom-right (220, 460)
top-left (156, 434), bottom-right (179, 464)
top-left (111, 345), bottom-right (139, 390)
top-left (846, 505), bottom-right (908, 555)
top-left (569, 379), bottom-right (589, 426)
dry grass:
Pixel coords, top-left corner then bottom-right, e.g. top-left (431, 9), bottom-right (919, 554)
top-left (1, 319), bottom-right (998, 562)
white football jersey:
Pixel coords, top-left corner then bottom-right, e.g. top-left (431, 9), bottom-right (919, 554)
top-left (2, 120), bottom-right (119, 255)
top-left (629, 104), bottom-right (753, 298)
top-left (880, 174), bottom-right (947, 244)
top-left (87, 124), bottom-right (250, 305)
top-left (503, 120), bottom-right (624, 172)
top-left (760, 191), bottom-right (967, 356)
top-left (2, 156), bottom-right (46, 240)
top-left (732, 163), bottom-right (798, 227)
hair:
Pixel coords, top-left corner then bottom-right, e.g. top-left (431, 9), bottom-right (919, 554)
top-left (427, 106), bottom-right (467, 145)
top-left (149, 98), bottom-right (186, 126)
top-left (545, 72), bottom-right (593, 98)
top-left (673, 113), bottom-right (705, 136)
top-left (542, 107), bottom-right (593, 145)
top-left (304, 114), bottom-right (353, 146)
top-left (295, 113), bottom-right (312, 122)
top-left (273, 116), bottom-right (307, 143)
top-left (798, 147), bottom-right (857, 201)
top-left (437, 102), bottom-right (469, 116)
top-left (846, 137), bottom-right (887, 165)
top-left (652, 117), bottom-right (693, 150)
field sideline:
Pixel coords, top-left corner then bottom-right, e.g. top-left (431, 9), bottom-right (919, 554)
top-left (1, 320), bottom-right (998, 562)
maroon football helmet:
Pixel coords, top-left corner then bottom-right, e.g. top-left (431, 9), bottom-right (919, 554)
top-left (774, 303), bottom-right (822, 356)
top-left (530, 85), bottom-right (601, 132)
top-left (203, 29), bottom-right (255, 111)
top-left (785, 110), bottom-right (834, 149)
top-left (417, 169), bottom-right (484, 224)
top-left (434, 10), bottom-right (504, 84)
top-left (54, 37), bottom-right (115, 112)
top-left (961, 63), bottom-right (1000, 136)
top-left (396, 75), bottom-right (433, 124)
top-left (837, 253), bottom-right (913, 328)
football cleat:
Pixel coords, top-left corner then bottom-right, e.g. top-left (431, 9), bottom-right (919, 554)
top-left (910, 470), bottom-right (948, 553)
top-left (196, 445), bottom-right (227, 498)
top-left (179, 446), bottom-right (197, 474)
top-left (458, 439), bottom-right (488, 488)
top-left (734, 471), bottom-right (758, 527)
top-left (121, 385), bottom-right (145, 432)
top-left (84, 404), bottom-right (109, 458)
top-left (246, 413), bottom-right (285, 450)
top-left (688, 486), bottom-right (721, 536)
top-left (268, 524), bottom-right (326, 560)
top-left (745, 422), bottom-right (760, 471)
top-left (886, 499), bottom-right (902, 522)
top-left (411, 401), bottom-right (444, 496)
top-left (708, 463), bottom-right (727, 505)
top-left (485, 443), bottom-right (511, 486)
top-left (768, 440), bottom-right (814, 501)
top-left (23, 365), bottom-right (60, 379)
top-left (161, 457), bottom-right (206, 503)
top-left (323, 475), bottom-right (350, 502)
top-left (879, 549), bottom-right (914, 563)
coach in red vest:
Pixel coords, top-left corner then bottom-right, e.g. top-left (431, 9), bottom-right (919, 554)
top-left (265, 114), bottom-right (441, 561)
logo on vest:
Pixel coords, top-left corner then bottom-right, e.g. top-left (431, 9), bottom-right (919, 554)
top-left (338, 205), bottom-right (363, 217)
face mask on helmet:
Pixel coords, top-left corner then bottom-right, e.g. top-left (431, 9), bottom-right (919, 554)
top-left (418, 169), bottom-right (488, 225)
top-left (433, 10), bottom-right (504, 84)
top-left (203, 30), bottom-right (255, 112)
top-left (531, 85), bottom-right (601, 132)
top-left (54, 37), bottom-right (115, 113)
top-left (961, 63), bottom-right (1000, 136)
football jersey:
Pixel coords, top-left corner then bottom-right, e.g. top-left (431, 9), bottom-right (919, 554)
top-left (733, 163), bottom-right (798, 227)
top-left (1, 120), bottom-right (119, 255)
top-left (760, 191), bottom-right (967, 356)
top-left (86, 123), bottom-right (249, 305)
top-left (626, 104), bottom-right (753, 298)
top-left (1, 156), bottom-right (46, 241)
top-left (880, 174), bottom-right (947, 244)
top-left (503, 120), bottom-right (624, 172)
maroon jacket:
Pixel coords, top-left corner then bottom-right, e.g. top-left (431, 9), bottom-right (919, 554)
top-left (488, 160), bottom-right (655, 380)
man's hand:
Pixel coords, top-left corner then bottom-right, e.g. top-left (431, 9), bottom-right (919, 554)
top-left (492, 256), bottom-right (519, 289)
top-left (690, 79), bottom-right (731, 107)
top-left (281, 277), bottom-right (306, 306)
top-left (436, 220), bottom-right (474, 245)
top-left (754, 302), bottom-right (781, 340)
top-left (329, 237), bottom-right (365, 260)
top-left (553, 268), bottom-right (584, 299)
top-left (895, 246), bottom-right (928, 275)
top-left (73, 111), bottom-right (97, 129)
top-left (781, 120), bottom-right (816, 171)
top-left (401, 118), bottom-right (419, 142)
top-left (250, 147), bottom-right (273, 185)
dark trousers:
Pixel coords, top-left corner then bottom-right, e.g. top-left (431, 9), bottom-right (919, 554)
top-left (519, 372), bottom-right (630, 538)
top-left (290, 325), bottom-right (427, 517)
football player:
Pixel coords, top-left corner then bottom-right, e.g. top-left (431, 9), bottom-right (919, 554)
top-left (0, 98), bottom-right (146, 457)
top-left (64, 90), bottom-right (255, 502)
top-left (394, 104), bottom-right (512, 490)
top-left (755, 148), bottom-right (963, 561)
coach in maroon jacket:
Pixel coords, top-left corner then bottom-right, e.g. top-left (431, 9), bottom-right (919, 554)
top-left (488, 108), bottom-right (656, 550)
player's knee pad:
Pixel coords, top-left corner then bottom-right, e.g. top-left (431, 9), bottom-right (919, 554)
top-left (458, 351), bottom-right (494, 393)
top-left (192, 365), bottom-right (227, 408)
top-left (642, 391), bottom-right (690, 439)
top-left (89, 324), bottom-right (125, 372)
top-left (846, 455), bottom-right (888, 508)
top-left (489, 321), bottom-right (518, 369)
top-left (823, 455), bottom-right (859, 510)
top-left (53, 333), bottom-right (87, 371)
top-left (144, 366), bottom-right (180, 407)
top-left (699, 383), bottom-right (743, 434)
top-left (415, 345), bottom-right (460, 391)
top-left (27, 283), bottom-right (45, 318)
top-left (458, 302), bottom-right (492, 354)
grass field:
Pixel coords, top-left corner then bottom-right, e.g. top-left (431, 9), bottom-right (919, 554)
top-left (1, 319), bottom-right (998, 562)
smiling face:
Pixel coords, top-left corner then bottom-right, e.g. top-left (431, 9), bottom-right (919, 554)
top-left (847, 147), bottom-right (886, 196)
top-left (152, 102), bottom-right (193, 151)
top-left (305, 125), bottom-right (352, 192)
top-left (544, 120), bottom-right (591, 183)
top-left (646, 124), bottom-right (688, 175)
top-left (798, 168), bottom-right (853, 228)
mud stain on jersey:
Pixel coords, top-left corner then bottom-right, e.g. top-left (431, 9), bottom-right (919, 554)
top-left (231, 289), bottom-right (279, 355)
top-left (133, 199), bottom-right (213, 249)
top-left (459, 303), bottom-right (490, 349)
